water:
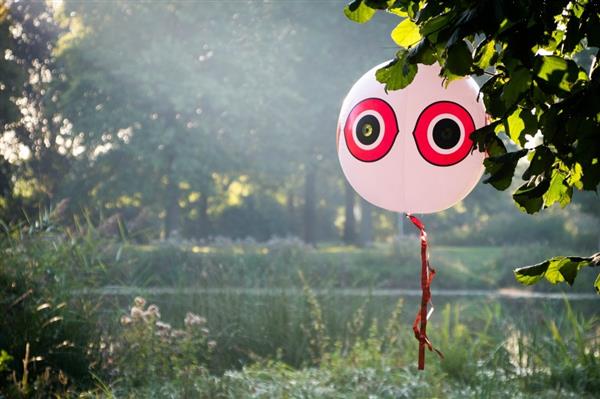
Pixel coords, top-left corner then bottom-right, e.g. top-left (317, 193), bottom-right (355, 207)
top-left (76, 285), bottom-right (599, 300)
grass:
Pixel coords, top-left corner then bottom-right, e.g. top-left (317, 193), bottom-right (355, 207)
top-left (104, 239), bottom-right (596, 293)
top-left (102, 289), bottom-right (597, 372)
top-left (101, 293), bottom-right (599, 398)
top-left (1, 227), bottom-right (598, 398)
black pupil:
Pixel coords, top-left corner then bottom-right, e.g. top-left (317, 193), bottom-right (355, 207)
top-left (356, 114), bottom-right (380, 145)
top-left (432, 118), bottom-right (461, 149)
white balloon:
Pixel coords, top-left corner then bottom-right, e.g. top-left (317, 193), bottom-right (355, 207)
top-left (337, 63), bottom-right (486, 214)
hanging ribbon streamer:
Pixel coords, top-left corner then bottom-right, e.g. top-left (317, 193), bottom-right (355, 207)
top-left (406, 214), bottom-right (443, 370)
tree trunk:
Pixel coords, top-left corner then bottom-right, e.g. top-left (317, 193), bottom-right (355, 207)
top-left (358, 197), bottom-right (373, 247)
top-left (286, 189), bottom-right (296, 236)
top-left (303, 167), bottom-right (317, 245)
top-left (343, 181), bottom-right (356, 245)
top-left (0, 160), bottom-right (12, 201)
top-left (163, 151), bottom-right (179, 239)
top-left (162, 106), bottom-right (181, 240)
top-left (197, 193), bottom-right (210, 238)
top-left (397, 213), bottom-right (405, 242)
top-left (164, 126), bottom-right (179, 239)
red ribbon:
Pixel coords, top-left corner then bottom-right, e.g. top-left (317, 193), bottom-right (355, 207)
top-left (407, 214), bottom-right (443, 370)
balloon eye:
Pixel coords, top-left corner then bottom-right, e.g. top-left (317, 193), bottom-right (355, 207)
top-left (343, 98), bottom-right (398, 162)
top-left (432, 118), bottom-right (460, 149)
top-left (357, 115), bottom-right (379, 145)
top-left (413, 101), bottom-right (475, 166)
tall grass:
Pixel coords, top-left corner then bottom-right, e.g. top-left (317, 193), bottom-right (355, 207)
top-left (100, 290), bottom-right (598, 398)
top-left (0, 217), bottom-right (107, 397)
top-left (1, 216), bottom-right (598, 397)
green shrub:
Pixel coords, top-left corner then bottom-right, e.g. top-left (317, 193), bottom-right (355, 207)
top-left (0, 235), bottom-right (102, 397)
top-left (433, 211), bottom-right (595, 251)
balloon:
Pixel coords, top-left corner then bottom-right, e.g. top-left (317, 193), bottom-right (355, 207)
top-left (337, 63), bottom-right (486, 214)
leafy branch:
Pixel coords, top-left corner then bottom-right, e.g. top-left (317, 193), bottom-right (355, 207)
top-left (514, 253), bottom-right (600, 293)
top-left (344, 0), bottom-right (600, 293)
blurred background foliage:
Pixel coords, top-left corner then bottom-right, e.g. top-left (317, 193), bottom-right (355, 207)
top-left (0, 1), bottom-right (596, 249)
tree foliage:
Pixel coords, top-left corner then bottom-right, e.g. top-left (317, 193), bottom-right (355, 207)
top-left (344, 0), bottom-right (599, 291)
top-left (0, 1), bottom-right (597, 291)
top-left (0, 1), bottom-right (396, 242)
top-left (0, 2), bottom-right (66, 202)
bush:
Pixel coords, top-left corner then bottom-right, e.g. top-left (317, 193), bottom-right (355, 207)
top-left (432, 211), bottom-right (596, 251)
top-left (0, 233), bottom-right (102, 397)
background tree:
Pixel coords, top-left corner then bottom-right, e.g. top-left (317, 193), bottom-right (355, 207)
top-left (0, 3), bottom-right (22, 202)
top-left (0, 1), bottom-right (66, 218)
top-left (0, 0), bottom-right (596, 266)
top-left (45, 0), bottom-right (398, 241)
top-left (51, 2), bottom-right (249, 238)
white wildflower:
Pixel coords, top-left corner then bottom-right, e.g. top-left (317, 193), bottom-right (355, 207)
top-left (134, 296), bottom-right (146, 308)
top-left (184, 312), bottom-right (206, 327)
top-left (155, 321), bottom-right (172, 330)
top-left (146, 304), bottom-right (161, 319)
top-left (130, 306), bottom-right (144, 320)
top-left (172, 329), bottom-right (187, 339)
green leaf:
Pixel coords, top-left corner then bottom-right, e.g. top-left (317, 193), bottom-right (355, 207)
top-left (557, 259), bottom-right (585, 286)
top-left (538, 108), bottom-right (559, 142)
top-left (474, 39), bottom-right (496, 69)
top-left (544, 257), bottom-right (567, 284)
top-left (421, 12), bottom-right (453, 38)
top-left (513, 175), bottom-right (550, 214)
top-left (407, 38), bottom-right (437, 65)
top-left (480, 75), bottom-right (508, 117)
top-left (486, 135), bottom-right (507, 157)
top-left (523, 146), bottom-right (554, 180)
top-left (344, 0), bottom-right (377, 24)
top-left (0, 350), bottom-right (13, 373)
top-left (502, 67), bottom-right (532, 108)
top-left (543, 257), bottom-right (587, 285)
top-left (535, 55), bottom-right (567, 81)
top-left (514, 261), bottom-right (549, 285)
top-left (566, 162), bottom-right (583, 190)
top-left (444, 40), bottom-right (472, 78)
top-left (595, 273), bottom-right (600, 294)
top-left (470, 121), bottom-right (505, 155)
top-left (541, 29), bottom-right (564, 53)
top-left (375, 49), bottom-right (418, 91)
top-left (364, 0), bottom-right (390, 9)
top-left (543, 168), bottom-right (571, 208)
top-left (504, 107), bottom-right (537, 147)
top-left (534, 55), bottom-right (583, 92)
top-left (504, 112), bottom-right (525, 146)
top-left (388, 7), bottom-right (408, 17)
top-left (483, 149), bottom-right (527, 190)
top-left (391, 18), bottom-right (421, 48)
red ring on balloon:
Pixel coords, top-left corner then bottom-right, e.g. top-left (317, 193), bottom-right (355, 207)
top-left (412, 101), bottom-right (475, 166)
top-left (343, 98), bottom-right (398, 162)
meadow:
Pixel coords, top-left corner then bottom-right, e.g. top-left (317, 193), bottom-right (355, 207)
top-left (1, 224), bottom-right (598, 398)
